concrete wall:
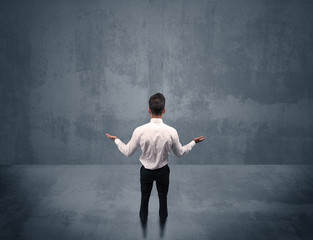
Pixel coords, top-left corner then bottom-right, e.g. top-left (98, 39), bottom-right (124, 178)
top-left (1, 0), bottom-right (312, 164)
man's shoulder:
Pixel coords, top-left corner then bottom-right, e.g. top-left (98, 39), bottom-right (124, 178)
top-left (134, 123), bottom-right (150, 132)
top-left (135, 122), bottom-right (176, 131)
top-left (162, 123), bottom-right (177, 132)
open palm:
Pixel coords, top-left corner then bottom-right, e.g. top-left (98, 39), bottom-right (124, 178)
top-left (194, 136), bottom-right (206, 143)
top-left (106, 133), bottom-right (117, 141)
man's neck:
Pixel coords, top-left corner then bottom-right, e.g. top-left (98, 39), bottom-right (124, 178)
top-left (150, 114), bottom-right (163, 119)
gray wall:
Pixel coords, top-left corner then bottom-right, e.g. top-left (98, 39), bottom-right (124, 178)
top-left (1, 0), bottom-right (312, 165)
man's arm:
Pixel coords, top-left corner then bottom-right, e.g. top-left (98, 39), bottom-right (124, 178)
top-left (171, 130), bottom-right (205, 158)
top-left (105, 129), bottom-right (140, 157)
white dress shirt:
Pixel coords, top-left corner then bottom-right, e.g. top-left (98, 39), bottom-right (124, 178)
top-left (114, 118), bottom-right (196, 170)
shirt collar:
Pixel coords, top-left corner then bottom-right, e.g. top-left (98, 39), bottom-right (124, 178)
top-left (150, 118), bottom-right (163, 124)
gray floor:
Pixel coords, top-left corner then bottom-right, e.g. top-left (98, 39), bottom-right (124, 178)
top-left (1, 165), bottom-right (313, 240)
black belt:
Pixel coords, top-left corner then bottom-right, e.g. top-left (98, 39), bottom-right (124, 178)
top-left (141, 164), bottom-right (168, 171)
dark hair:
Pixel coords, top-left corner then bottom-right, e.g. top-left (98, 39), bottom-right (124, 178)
top-left (149, 93), bottom-right (166, 115)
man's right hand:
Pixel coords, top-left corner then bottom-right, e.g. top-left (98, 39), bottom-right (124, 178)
top-left (106, 133), bottom-right (118, 141)
top-left (194, 136), bottom-right (206, 143)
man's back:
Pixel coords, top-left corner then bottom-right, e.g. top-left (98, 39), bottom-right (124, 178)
top-left (114, 118), bottom-right (196, 169)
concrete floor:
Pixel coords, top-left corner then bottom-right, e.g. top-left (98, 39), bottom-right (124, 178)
top-left (0, 165), bottom-right (313, 240)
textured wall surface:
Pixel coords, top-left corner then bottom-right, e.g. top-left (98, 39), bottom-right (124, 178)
top-left (1, 0), bottom-right (312, 164)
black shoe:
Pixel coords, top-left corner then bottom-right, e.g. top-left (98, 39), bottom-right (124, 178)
top-left (140, 217), bottom-right (147, 225)
top-left (139, 211), bottom-right (147, 224)
top-left (159, 216), bottom-right (167, 224)
top-left (159, 211), bottom-right (168, 224)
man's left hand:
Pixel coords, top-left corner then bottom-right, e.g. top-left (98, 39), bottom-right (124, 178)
top-left (106, 133), bottom-right (118, 141)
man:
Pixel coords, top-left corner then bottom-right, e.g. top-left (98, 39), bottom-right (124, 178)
top-left (106, 93), bottom-right (205, 225)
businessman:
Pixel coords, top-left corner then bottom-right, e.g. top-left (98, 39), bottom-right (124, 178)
top-left (106, 93), bottom-right (205, 224)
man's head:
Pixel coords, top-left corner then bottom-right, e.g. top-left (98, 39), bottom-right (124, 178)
top-left (149, 93), bottom-right (166, 116)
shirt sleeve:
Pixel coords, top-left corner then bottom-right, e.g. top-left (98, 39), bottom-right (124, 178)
top-left (171, 129), bottom-right (196, 158)
top-left (114, 128), bottom-right (140, 157)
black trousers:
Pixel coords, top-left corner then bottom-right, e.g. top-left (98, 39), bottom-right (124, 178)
top-left (139, 164), bottom-right (170, 222)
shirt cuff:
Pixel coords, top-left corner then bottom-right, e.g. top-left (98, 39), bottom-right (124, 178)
top-left (189, 140), bottom-right (196, 147)
top-left (114, 138), bottom-right (121, 145)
